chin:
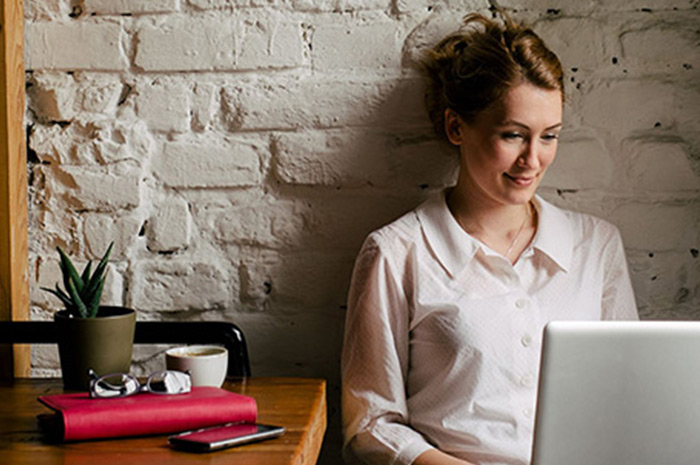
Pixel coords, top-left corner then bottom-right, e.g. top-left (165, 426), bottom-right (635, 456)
top-left (502, 190), bottom-right (537, 206)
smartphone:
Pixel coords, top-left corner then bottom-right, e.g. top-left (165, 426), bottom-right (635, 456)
top-left (168, 422), bottom-right (285, 452)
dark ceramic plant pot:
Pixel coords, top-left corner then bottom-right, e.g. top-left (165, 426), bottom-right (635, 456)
top-left (54, 306), bottom-right (136, 390)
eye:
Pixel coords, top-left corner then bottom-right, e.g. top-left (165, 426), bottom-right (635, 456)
top-left (502, 132), bottom-right (524, 140)
top-left (541, 133), bottom-right (559, 142)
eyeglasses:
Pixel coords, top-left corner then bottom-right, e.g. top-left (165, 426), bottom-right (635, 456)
top-left (88, 368), bottom-right (192, 398)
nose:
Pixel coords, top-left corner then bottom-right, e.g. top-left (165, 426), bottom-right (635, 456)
top-left (517, 141), bottom-right (542, 170)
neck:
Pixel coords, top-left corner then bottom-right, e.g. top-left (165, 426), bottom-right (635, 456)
top-left (447, 187), bottom-right (533, 235)
top-left (447, 187), bottom-right (537, 262)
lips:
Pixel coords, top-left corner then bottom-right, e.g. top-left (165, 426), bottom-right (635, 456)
top-left (504, 172), bottom-right (536, 186)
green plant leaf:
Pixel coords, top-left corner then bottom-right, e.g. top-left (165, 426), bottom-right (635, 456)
top-left (41, 286), bottom-right (73, 309)
top-left (53, 283), bottom-right (71, 302)
top-left (88, 278), bottom-right (106, 318)
top-left (66, 278), bottom-right (88, 318)
top-left (57, 246), bottom-right (84, 294)
top-left (80, 261), bottom-right (93, 286)
top-left (84, 242), bottom-right (113, 303)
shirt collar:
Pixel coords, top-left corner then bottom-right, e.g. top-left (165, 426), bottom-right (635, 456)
top-left (415, 190), bottom-right (478, 279)
top-left (529, 195), bottom-right (573, 272)
top-left (416, 190), bottom-right (573, 278)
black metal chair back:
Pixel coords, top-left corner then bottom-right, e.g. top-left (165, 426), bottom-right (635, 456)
top-left (0, 321), bottom-right (251, 378)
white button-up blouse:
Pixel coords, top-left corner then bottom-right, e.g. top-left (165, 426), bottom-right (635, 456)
top-left (341, 191), bottom-right (639, 465)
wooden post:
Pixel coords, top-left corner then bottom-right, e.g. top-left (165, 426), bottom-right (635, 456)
top-left (0, 0), bottom-right (30, 378)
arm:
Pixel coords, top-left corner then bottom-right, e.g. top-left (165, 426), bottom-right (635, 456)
top-left (413, 449), bottom-right (476, 465)
top-left (342, 234), bottom-right (435, 465)
top-left (601, 227), bottom-right (639, 321)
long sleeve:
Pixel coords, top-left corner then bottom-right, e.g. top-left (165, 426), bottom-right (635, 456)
top-left (342, 233), bottom-right (434, 465)
top-left (601, 226), bottom-right (639, 321)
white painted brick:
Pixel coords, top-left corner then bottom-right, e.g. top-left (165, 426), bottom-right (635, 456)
top-left (611, 202), bottom-right (699, 251)
top-left (304, 194), bottom-right (425, 250)
top-left (292, 0), bottom-right (390, 11)
top-left (273, 130), bottom-right (391, 186)
top-left (541, 135), bottom-right (613, 190)
top-left (32, 258), bottom-right (65, 309)
top-left (84, 0), bottom-right (180, 15)
top-left (237, 12), bottom-right (304, 70)
top-left (534, 17), bottom-right (612, 71)
top-left (621, 25), bottom-right (700, 75)
top-left (624, 139), bottom-right (700, 192)
top-left (76, 73), bottom-right (123, 115)
top-left (135, 78), bottom-right (190, 133)
top-left (25, 0), bottom-right (72, 21)
top-left (274, 129), bottom-right (456, 189)
top-left (395, 0), bottom-right (485, 14)
top-left (225, 77), bottom-right (425, 130)
top-left (191, 83), bottom-right (216, 132)
top-left (111, 118), bottom-right (155, 163)
top-left (31, 343), bottom-right (61, 373)
top-left (675, 86), bottom-right (700, 133)
top-left (595, 0), bottom-right (699, 10)
top-left (134, 16), bottom-right (236, 71)
top-left (28, 73), bottom-right (79, 122)
top-left (98, 263), bottom-right (126, 307)
top-left (155, 136), bottom-right (264, 188)
top-left (25, 20), bottom-right (126, 71)
top-left (580, 80), bottom-right (674, 134)
top-left (30, 195), bottom-right (82, 247)
top-left (213, 199), bottom-right (306, 247)
top-left (30, 122), bottom-right (92, 165)
top-left (29, 122), bottom-right (90, 165)
top-left (401, 13), bottom-right (465, 68)
top-left (188, 0), bottom-right (286, 8)
top-left (240, 250), bottom-right (356, 309)
top-left (30, 119), bottom-right (153, 166)
top-left (629, 250), bottom-right (700, 314)
top-left (238, 250), bottom-right (275, 305)
top-left (130, 260), bottom-right (230, 312)
top-left (61, 163), bottom-right (141, 211)
top-left (391, 137), bottom-right (460, 190)
top-left (497, 0), bottom-right (694, 13)
top-left (147, 197), bottom-right (192, 252)
top-left (82, 212), bottom-right (141, 260)
top-left (312, 20), bottom-right (401, 72)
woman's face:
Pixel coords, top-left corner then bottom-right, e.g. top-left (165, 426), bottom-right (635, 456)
top-left (446, 82), bottom-right (563, 208)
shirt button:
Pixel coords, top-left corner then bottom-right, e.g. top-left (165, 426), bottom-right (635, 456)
top-left (521, 334), bottom-right (533, 347)
top-left (515, 299), bottom-right (528, 309)
top-left (523, 408), bottom-right (534, 419)
top-left (520, 373), bottom-right (535, 387)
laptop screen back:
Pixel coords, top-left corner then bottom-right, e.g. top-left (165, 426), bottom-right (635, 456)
top-left (531, 321), bottom-right (700, 465)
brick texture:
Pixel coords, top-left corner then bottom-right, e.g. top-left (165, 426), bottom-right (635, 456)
top-left (24, 3), bottom-right (700, 463)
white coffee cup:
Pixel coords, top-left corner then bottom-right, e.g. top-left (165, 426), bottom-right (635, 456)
top-left (165, 345), bottom-right (228, 388)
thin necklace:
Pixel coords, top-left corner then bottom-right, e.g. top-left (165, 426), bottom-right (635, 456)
top-left (504, 202), bottom-right (532, 259)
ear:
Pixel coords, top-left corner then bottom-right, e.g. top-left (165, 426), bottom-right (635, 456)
top-left (444, 108), bottom-right (464, 146)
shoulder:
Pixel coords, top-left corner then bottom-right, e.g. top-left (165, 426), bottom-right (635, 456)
top-left (360, 207), bottom-right (423, 260)
top-left (542, 198), bottom-right (622, 248)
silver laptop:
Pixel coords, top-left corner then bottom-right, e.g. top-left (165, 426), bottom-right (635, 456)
top-left (531, 320), bottom-right (700, 465)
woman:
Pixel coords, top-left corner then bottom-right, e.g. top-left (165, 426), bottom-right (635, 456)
top-left (341, 12), bottom-right (638, 465)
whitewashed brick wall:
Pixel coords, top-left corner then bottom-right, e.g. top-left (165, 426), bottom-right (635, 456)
top-left (24, 0), bottom-right (700, 462)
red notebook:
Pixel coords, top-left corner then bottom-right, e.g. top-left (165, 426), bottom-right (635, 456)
top-left (38, 387), bottom-right (257, 441)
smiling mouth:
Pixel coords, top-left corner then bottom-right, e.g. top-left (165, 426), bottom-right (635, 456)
top-left (504, 173), bottom-right (536, 186)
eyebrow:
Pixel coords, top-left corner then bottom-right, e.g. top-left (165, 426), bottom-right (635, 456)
top-left (501, 121), bottom-right (563, 131)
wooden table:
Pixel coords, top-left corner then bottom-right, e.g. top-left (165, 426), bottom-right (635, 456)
top-left (0, 377), bottom-right (327, 465)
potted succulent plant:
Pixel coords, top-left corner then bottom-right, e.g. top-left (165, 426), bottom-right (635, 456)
top-left (42, 242), bottom-right (135, 390)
